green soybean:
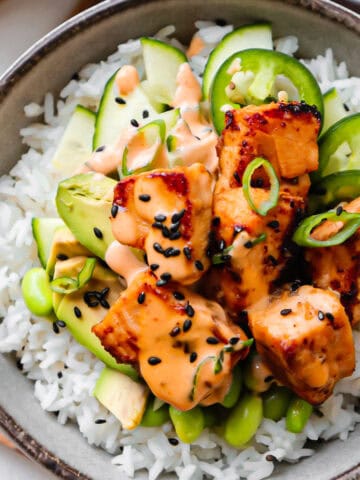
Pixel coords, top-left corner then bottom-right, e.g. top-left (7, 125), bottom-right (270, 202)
top-left (224, 394), bottom-right (263, 448)
top-left (263, 386), bottom-right (292, 422)
top-left (141, 397), bottom-right (170, 427)
top-left (221, 365), bottom-right (242, 408)
top-left (169, 405), bottom-right (204, 443)
top-left (244, 353), bottom-right (273, 393)
top-left (21, 268), bottom-right (53, 317)
top-left (286, 396), bottom-right (313, 433)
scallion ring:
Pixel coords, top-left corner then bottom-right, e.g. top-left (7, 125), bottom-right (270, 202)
top-left (242, 157), bottom-right (280, 216)
top-left (293, 211), bottom-right (360, 247)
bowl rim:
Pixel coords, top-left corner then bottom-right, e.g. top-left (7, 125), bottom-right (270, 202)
top-left (1, 0), bottom-right (360, 479)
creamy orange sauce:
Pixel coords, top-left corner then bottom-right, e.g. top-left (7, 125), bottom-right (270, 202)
top-left (125, 132), bottom-right (161, 173)
top-left (186, 35), bottom-right (205, 58)
top-left (312, 197), bottom-right (360, 241)
top-left (105, 241), bottom-right (147, 284)
top-left (115, 65), bottom-right (140, 95)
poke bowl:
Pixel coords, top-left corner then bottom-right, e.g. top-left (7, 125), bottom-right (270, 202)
top-left (0, 1), bottom-right (360, 480)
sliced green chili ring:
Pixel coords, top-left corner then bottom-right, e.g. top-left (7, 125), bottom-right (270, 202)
top-left (292, 211), bottom-right (360, 247)
top-left (242, 157), bottom-right (280, 216)
top-left (190, 356), bottom-right (216, 401)
top-left (51, 258), bottom-right (96, 294)
top-left (212, 245), bottom-right (234, 265)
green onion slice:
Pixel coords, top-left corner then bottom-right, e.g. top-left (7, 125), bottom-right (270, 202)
top-left (51, 258), bottom-right (96, 294)
top-left (212, 245), bottom-right (234, 265)
top-left (293, 211), bottom-right (360, 247)
top-left (242, 157), bottom-right (280, 216)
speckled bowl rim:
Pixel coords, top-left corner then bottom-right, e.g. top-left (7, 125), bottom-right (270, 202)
top-left (0, 1), bottom-right (359, 479)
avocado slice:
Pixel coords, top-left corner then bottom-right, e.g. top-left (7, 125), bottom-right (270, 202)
top-left (94, 367), bottom-right (148, 429)
top-left (32, 217), bottom-right (65, 268)
top-left (53, 256), bottom-right (137, 380)
top-left (46, 226), bottom-right (92, 277)
top-left (56, 173), bottom-right (116, 260)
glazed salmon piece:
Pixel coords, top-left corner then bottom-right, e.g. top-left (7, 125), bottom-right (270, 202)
top-left (306, 196), bottom-right (360, 324)
top-left (248, 285), bottom-right (355, 405)
top-left (93, 270), bottom-right (249, 411)
top-left (111, 163), bottom-right (213, 285)
top-left (216, 102), bottom-right (320, 192)
top-left (208, 187), bottom-right (305, 314)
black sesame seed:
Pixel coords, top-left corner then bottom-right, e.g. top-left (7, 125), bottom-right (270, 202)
top-left (183, 247), bottom-right (192, 260)
top-left (170, 221), bottom-right (181, 233)
top-left (168, 437), bottom-right (179, 446)
top-left (130, 118), bottom-right (139, 127)
top-left (95, 419), bottom-right (107, 424)
top-left (153, 242), bottom-right (163, 253)
top-left (57, 372), bottom-right (63, 379)
top-left (154, 214), bottom-right (166, 222)
top-left (150, 263), bottom-right (159, 271)
top-left (93, 227), bottom-right (103, 239)
top-left (152, 221), bottom-right (164, 229)
top-left (172, 209), bottom-right (185, 223)
top-left (115, 97), bottom-right (126, 104)
top-left (142, 110), bottom-right (149, 118)
top-left (57, 320), bottom-right (66, 328)
top-left (233, 171), bottom-right (241, 183)
top-left (139, 194), bottom-right (151, 202)
top-left (156, 279), bottom-right (168, 287)
top-left (344, 103), bottom-right (350, 112)
top-left (170, 326), bottom-right (181, 337)
top-left (318, 311), bottom-right (325, 320)
top-left (148, 356), bottom-right (162, 365)
top-left (161, 272), bottom-right (172, 281)
top-left (268, 255), bottom-right (278, 266)
top-left (52, 322), bottom-right (60, 334)
top-left (206, 337), bottom-right (220, 345)
top-left (95, 145), bottom-right (106, 152)
top-left (143, 253), bottom-right (148, 265)
top-left (100, 299), bottom-right (110, 309)
top-left (111, 204), bottom-right (119, 218)
top-left (169, 231), bottom-right (181, 240)
top-left (183, 343), bottom-right (190, 354)
top-left (56, 253), bottom-right (69, 261)
top-left (173, 291), bottom-right (185, 301)
top-left (138, 292), bottom-right (146, 304)
top-left (326, 312), bottom-right (334, 321)
top-left (100, 287), bottom-right (110, 297)
top-left (212, 216), bottom-right (220, 227)
top-left (169, 248), bottom-right (181, 257)
top-left (183, 319), bottom-right (192, 332)
top-left (73, 306), bottom-right (82, 318)
top-left (244, 241), bottom-right (253, 249)
top-left (267, 220), bottom-right (280, 229)
top-left (164, 247), bottom-right (175, 257)
top-left (185, 303), bottom-right (195, 317)
top-left (229, 337), bottom-right (239, 345)
top-left (189, 352), bottom-right (198, 363)
top-left (194, 260), bottom-right (204, 271)
top-left (280, 308), bottom-right (292, 316)
top-left (336, 206), bottom-right (343, 216)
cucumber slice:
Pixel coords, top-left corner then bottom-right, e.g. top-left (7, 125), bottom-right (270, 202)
top-left (202, 23), bottom-right (273, 99)
top-left (322, 88), bottom-right (347, 134)
top-left (52, 105), bottom-right (95, 175)
top-left (141, 37), bottom-right (187, 105)
top-left (93, 70), bottom-right (157, 150)
top-left (32, 218), bottom-right (65, 268)
top-left (312, 113), bottom-right (360, 182)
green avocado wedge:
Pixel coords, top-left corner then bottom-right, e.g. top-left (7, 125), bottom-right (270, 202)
top-left (53, 256), bottom-right (137, 380)
top-left (56, 173), bottom-right (116, 260)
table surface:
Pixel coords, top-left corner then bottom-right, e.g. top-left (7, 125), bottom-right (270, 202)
top-left (0, 0), bottom-right (358, 479)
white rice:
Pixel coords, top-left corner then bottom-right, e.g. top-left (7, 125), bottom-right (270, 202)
top-left (1, 21), bottom-right (360, 480)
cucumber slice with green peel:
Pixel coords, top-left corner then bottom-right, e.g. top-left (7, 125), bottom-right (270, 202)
top-left (32, 218), bottom-right (65, 268)
top-left (322, 88), bottom-right (347, 134)
top-left (210, 49), bottom-right (323, 134)
top-left (121, 119), bottom-right (166, 177)
top-left (141, 37), bottom-right (187, 106)
top-left (202, 23), bottom-right (273, 99)
top-left (93, 70), bottom-right (157, 150)
top-left (312, 113), bottom-right (360, 182)
top-left (52, 105), bottom-right (95, 176)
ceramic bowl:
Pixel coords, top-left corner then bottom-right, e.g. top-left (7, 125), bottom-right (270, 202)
top-left (0, 1), bottom-right (359, 479)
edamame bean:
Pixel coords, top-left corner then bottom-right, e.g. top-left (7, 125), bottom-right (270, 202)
top-left (140, 397), bottom-right (170, 427)
top-left (21, 268), bottom-right (53, 317)
top-left (286, 396), bottom-right (313, 433)
top-left (244, 353), bottom-right (274, 393)
top-left (221, 365), bottom-right (242, 408)
top-left (169, 405), bottom-right (204, 443)
top-left (224, 394), bottom-right (263, 448)
top-left (263, 386), bottom-right (292, 421)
